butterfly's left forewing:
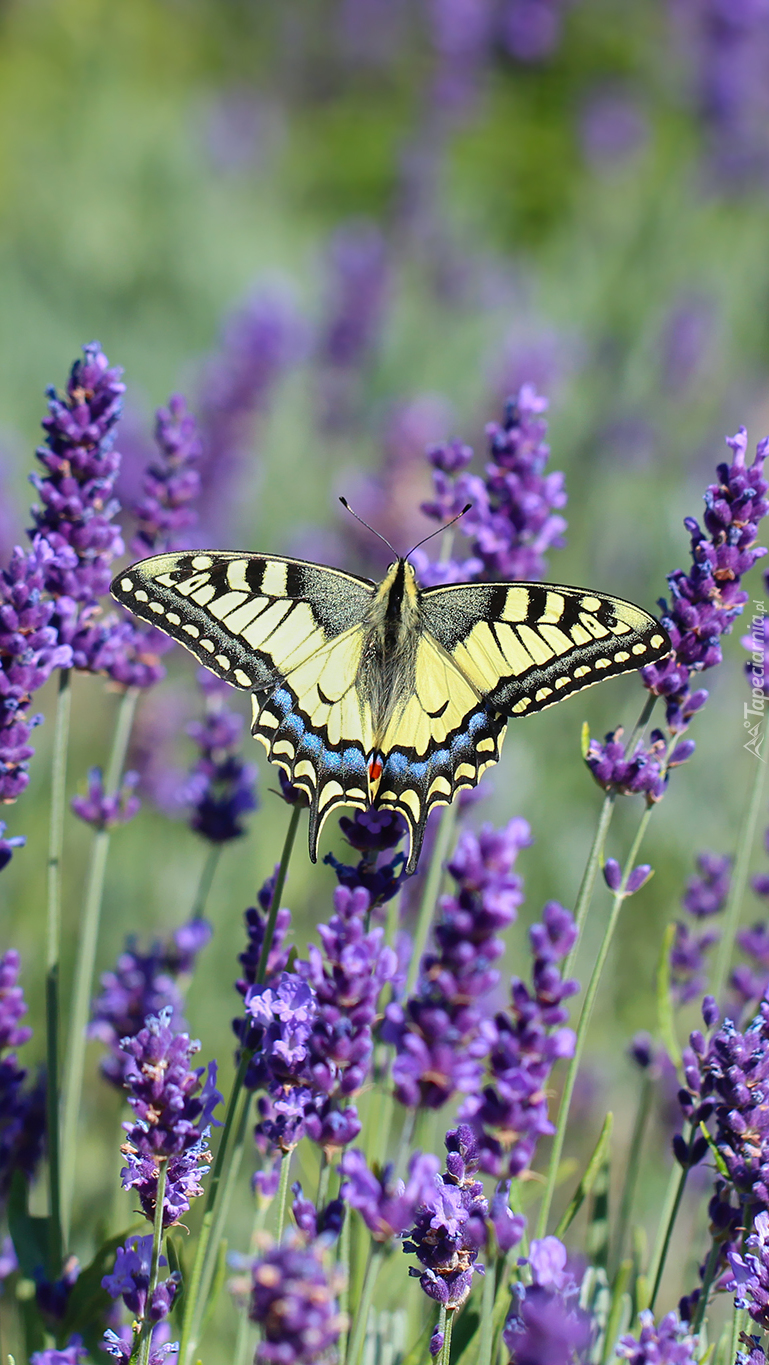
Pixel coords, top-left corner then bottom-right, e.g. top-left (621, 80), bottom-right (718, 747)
top-left (112, 552), bottom-right (376, 854)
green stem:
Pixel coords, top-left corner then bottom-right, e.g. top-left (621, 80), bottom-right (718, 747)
top-left (648, 1158), bottom-right (689, 1313)
top-left (192, 844), bottom-right (222, 920)
top-left (562, 792), bottom-right (616, 982)
top-left (477, 1247), bottom-right (497, 1365)
top-left (338, 1197), bottom-right (351, 1365)
top-left (440, 1307), bottom-right (455, 1365)
top-left (406, 803), bottom-right (458, 999)
top-left (276, 1149), bottom-right (293, 1241)
top-left (316, 1152), bottom-right (330, 1211)
top-left (729, 1306), bottom-right (746, 1365)
top-left (690, 1236), bottom-right (721, 1335)
top-left (60, 684), bottom-right (139, 1247)
top-left (179, 803), bottom-right (301, 1365)
top-left (346, 1244), bottom-right (382, 1365)
top-left (711, 750), bottom-right (768, 1001)
top-left (601, 1259), bottom-right (632, 1364)
top-left (136, 1160), bottom-right (168, 1365)
top-left (536, 802), bottom-right (655, 1240)
top-left (45, 666), bottom-right (72, 1277)
top-left (611, 1073), bottom-right (653, 1277)
top-left (256, 804), bottom-right (302, 982)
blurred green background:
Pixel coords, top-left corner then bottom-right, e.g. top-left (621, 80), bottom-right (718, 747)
top-left (2, 0), bottom-right (769, 1352)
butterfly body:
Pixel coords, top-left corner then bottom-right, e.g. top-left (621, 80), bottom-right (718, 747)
top-left (112, 550), bottom-right (670, 872)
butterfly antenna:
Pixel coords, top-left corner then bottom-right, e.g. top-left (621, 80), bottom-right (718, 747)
top-left (338, 497), bottom-right (398, 557)
top-left (406, 503), bottom-right (472, 558)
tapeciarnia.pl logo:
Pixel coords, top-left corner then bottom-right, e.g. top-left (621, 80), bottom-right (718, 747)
top-left (745, 600), bottom-right (766, 762)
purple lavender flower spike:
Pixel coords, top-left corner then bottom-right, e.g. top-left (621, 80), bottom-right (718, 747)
top-left (102, 1234), bottom-right (179, 1323)
top-left (120, 1007), bottom-right (222, 1228)
top-left (290, 1182), bottom-right (345, 1244)
top-left (683, 852), bottom-right (731, 917)
top-left (0, 538), bottom-right (74, 802)
top-left (102, 1324), bottom-right (178, 1364)
top-left (249, 1241), bottom-right (346, 1364)
top-left (603, 859), bottom-right (622, 892)
top-left (71, 767), bottom-right (140, 831)
top-left (585, 727), bottom-right (672, 803)
top-left (501, 0), bottom-right (567, 63)
top-left (460, 901), bottom-right (578, 1177)
top-left (131, 395), bottom-right (202, 558)
top-left (616, 1308), bottom-right (698, 1362)
top-left (339, 1150), bottom-right (441, 1242)
top-left (30, 1340), bottom-right (89, 1365)
top-left (90, 921), bottom-right (210, 1086)
top-left (417, 384), bottom-right (567, 587)
top-left (180, 672), bottom-right (258, 844)
top-left (738, 1336), bottom-right (767, 1365)
top-left (642, 429), bottom-right (769, 733)
top-left (386, 819), bottom-right (530, 1110)
top-left (729, 1209), bottom-right (769, 1329)
top-left (295, 883), bottom-right (396, 1108)
top-left (404, 1127), bottom-right (489, 1310)
top-left (325, 808), bottom-right (408, 907)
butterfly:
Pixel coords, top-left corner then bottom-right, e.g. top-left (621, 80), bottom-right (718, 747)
top-left (111, 550), bottom-right (671, 873)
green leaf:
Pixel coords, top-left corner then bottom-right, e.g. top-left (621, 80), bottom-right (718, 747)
top-left (198, 1237), bottom-right (228, 1343)
top-left (450, 1305), bottom-right (480, 1365)
top-left (555, 1112), bottom-right (614, 1240)
top-left (656, 923), bottom-right (681, 1069)
top-left (166, 1233), bottom-right (187, 1324)
top-left (62, 1226), bottom-right (143, 1340)
top-left (8, 1171), bottom-right (49, 1280)
top-left (698, 1122), bottom-right (730, 1181)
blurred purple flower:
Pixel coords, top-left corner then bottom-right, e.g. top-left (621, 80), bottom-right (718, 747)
top-left (660, 294), bottom-right (717, 396)
top-left (197, 286), bottom-right (306, 541)
top-left (120, 1007), bottom-right (222, 1228)
top-left (683, 852), bottom-right (731, 918)
top-left (179, 672), bottom-right (257, 844)
top-left (89, 920), bottom-right (211, 1086)
top-left (102, 1323), bottom-right (177, 1363)
top-left (339, 1149), bottom-right (441, 1242)
top-left (316, 221), bottom-right (391, 431)
top-left (616, 1308), bottom-right (698, 1362)
top-left (71, 767), bottom-right (140, 831)
top-left (31, 1341), bottom-right (88, 1365)
top-left (580, 91), bottom-right (649, 169)
top-left (503, 1235), bottom-right (592, 1363)
top-left (0, 950), bottom-right (45, 1201)
top-left (729, 1209), bottom-right (769, 1329)
top-left (248, 1240), bottom-right (346, 1364)
top-left (642, 428), bottom-right (769, 733)
top-left (585, 726), bottom-right (694, 804)
top-left (385, 819), bottom-right (530, 1109)
top-left (460, 901), bottom-right (578, 1177)
top-left (0, 821), bottom-right (25, 873)
top-left (500, 0), bottom-right (566, 62)
top-left (325, 808), bottom-right (408, 907)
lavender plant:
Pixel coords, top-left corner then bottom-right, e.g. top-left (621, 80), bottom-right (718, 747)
top-left (3, 336), bottom-right (769, 1365)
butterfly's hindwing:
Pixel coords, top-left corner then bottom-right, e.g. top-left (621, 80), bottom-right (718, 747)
top-left (251, 626), bottom-right (374, 859)
top-left (420, 580), bottom-right (670, 717)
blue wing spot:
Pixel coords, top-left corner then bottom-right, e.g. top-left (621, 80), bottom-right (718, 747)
top-left (284, 713), bottom-right (305, 739)
top-left (302, 732), bottom-right (322, 755)
top-left (342, 747), bottom-right (367, 776)
top-left (382, 752), bottom-right (409, 778)
top-left (272, 689), bottom-right (293, 716)
top-left (322, 748), bottom-right (342, 773)
top-left (467, 711), bottom-right (487, 734)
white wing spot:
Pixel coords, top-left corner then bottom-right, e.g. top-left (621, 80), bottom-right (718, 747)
top-left (581, 596), bottom-right (602, 611)
top-left (650, 633), bottom-right (665, 649)
top-left (192, 554), bottom-right (213, 569)
top-left (234, 668), bottom-right (251, 687)
top-left (512, 697), bottom-right (531, 714)
top-left (149, 602), bottom-right (164, 614)
top-left (166, 612), bottom-right (180, 625)
top-left (120, 578), bottom-right (134, 592)
top-left (632, 642), bottom-right (647, 655)
top-left (200, 639), bottom-right (215, 653)
top-left (183, 624), bottom-right (200, 638)
top-left (555, 676), bottom-right (570, 689)
top-left (574, 665), bottom-right (591, 678)
top-left (135, 589), bottom-right (149, 602)
top-left (535, 686), bottom-right (553, 701)
top-left (614, 650), bottom-right (630, 663)
top-left (215, 654), bottom-right (230, 670)
top-left (594, 658), bottom-right (611, 670)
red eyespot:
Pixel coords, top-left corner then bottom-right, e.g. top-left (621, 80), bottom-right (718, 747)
top-left (368, 757), bottom-right (383, 782)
